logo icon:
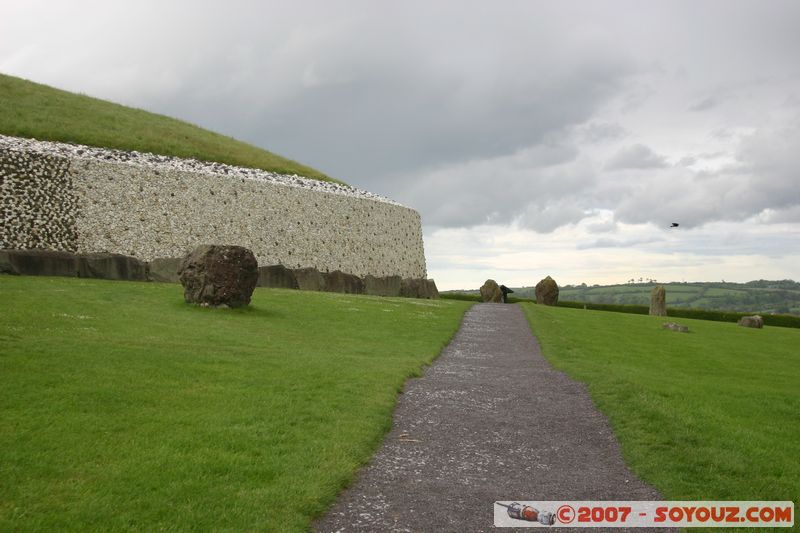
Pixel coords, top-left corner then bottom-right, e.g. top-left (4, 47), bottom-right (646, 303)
top-left (496, 502), bottom-right (556, 525)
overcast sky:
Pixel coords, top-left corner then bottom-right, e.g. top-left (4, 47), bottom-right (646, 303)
top-left (3, 0), bottom-right (799, 289)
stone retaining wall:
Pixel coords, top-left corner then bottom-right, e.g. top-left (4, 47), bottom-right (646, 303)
top-left (0, 135), bottom-right (427, 279)
top-left (0, 249), bottom-right (439, 299)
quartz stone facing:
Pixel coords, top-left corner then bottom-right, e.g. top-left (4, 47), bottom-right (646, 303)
top-left (1, 147), bottom-right (78, 251)
top-left (0, 136), bottom-right (427, 279)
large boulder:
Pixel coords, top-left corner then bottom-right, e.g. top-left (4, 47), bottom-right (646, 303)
top-left (323, 270), bottom-right (365, 294)
top-left (364, 275), bottom-right (402, 297)
top-left (78, 252), bottom-right (148, 281)
top-left (480, 279), bottom-right (503, 302)
top-left (148, 257), bottom-right (182, 283)
top-left (649, 284), bottom-right (667, 316)
top-left (535, 276), bottom-right (559, 305)
top-left (178, 245), bottom-right (258, 308)
top-left (738, 315), bottom-right (764, 329)
top-left (258, 264), bottom-right (299, 289)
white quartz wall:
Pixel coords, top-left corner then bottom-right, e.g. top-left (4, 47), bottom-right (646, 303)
top-left (0, 136), bottom-right (427, 279)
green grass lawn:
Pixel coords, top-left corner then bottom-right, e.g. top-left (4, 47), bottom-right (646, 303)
top-left (0, 276), bottom-right (471, 531)
top-left (0, 73), bottom-right (335, 182)
top-left (521, 303), bottom-right (800, 508)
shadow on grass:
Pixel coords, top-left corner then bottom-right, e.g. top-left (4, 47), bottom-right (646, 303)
top-left (171, 300), bottom-right (285, 320)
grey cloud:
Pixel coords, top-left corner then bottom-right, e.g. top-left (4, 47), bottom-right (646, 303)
top-left (610, 117), bottom-right (800, 228)
top-left (576, 236), bottom-right (664, 250)
top-left (756, 205), bottom-right (800, 224)
top-left (395, 139), bottom-right (595, 231)
top-left (688, 96), bottom-right (718, 111)
top-left (586, 219), bottom-right (619, 234)
top-left (604, 144), bottom-right (669, 170)
top-left (580, 122), bottom-right (629, 144)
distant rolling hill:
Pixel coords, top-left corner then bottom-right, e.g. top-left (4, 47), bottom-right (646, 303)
top-left (510, 280), bottom-right (800, 315)
top-left (0, 72), bottom-right (335, 182)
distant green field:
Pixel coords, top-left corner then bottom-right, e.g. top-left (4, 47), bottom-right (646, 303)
top-left (545, 280), bottom-right (800, 315)
top-left (522, 303), bottom-right (800, 511)
top-left (0, 73), bottom-right (335, 182)
top-left (0, 276), bottom-right (470, 531)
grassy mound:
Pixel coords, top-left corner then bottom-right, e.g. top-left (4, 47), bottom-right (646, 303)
top-left (0, 276), bottom-right (470, 531)
top-left (521, 303), bottom-right (800, 505)
top-left (0, 73), bottom-right (334, 182)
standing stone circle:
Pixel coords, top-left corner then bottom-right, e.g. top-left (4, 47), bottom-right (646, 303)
top-left (649, 284), bottom-right (667, 316)
top-left (535, 276), bottom-right (559, 306)
top-left (178, 245), bottom-right (259, 308)
top-left (480, 279), bottom-right (503, 302)
top-left (737, 315), bottom-right (764, 328)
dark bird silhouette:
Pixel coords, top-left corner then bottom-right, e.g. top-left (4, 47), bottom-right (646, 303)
top-left (670, 222), bottom-right (679, 228)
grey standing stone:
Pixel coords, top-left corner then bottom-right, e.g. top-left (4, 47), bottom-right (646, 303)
top-left (649, 285), bottom-right (667, 316)
top-left (480, 279), bottom-right (502, 302)
top-left (399, 278), bottom-right (438, 299)
top-left (363, 274), bottom-right (402, 296)
top-left (77, 252), bottom-right (148, 281)
top-left (535, 275), bottom-right (559, 306)
top-left (737, 315), bottom-right (764, 328)
top-left (148, 257), bottom-right (182, 283)
top-left (293, 267), bottom-right (326, 291)
top-left (0, 249), bottom-right (79, 277)
top-left (423, 279), bottom-right (439, 299)
top-left (323, 270), bottom-right (365, 294)
top-left (258, 264), bottom-right (299, 289)
top-left (178, 245), bottom-right (258, 308)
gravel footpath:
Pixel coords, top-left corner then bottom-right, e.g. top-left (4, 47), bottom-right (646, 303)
top-left (315, 303), bottom-right (673, 532)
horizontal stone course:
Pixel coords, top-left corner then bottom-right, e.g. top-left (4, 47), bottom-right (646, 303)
top-left (0, 249), bottom-right (438, 298)
top-left (0, 135), bottom-right (427, 280)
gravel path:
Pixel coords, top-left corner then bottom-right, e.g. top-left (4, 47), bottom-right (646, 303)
top-left (315, 303), bottom-right (671, 532)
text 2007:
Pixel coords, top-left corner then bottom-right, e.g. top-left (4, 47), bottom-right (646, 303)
top-left (578, 506), bottom-right (632, 523)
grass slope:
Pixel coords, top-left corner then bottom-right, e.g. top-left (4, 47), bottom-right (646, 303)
top-left (0, 276), bottom-right (471, 531)
top-left (521, 303), bottom-right (800, 509)
top-left (0, 73), bottom-right (334, 182)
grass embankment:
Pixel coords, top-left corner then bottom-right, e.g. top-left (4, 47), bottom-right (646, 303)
top-left (0, 73), bottom-right (334, 182)
top-left (521, 303), bottom-right (800, 507)
top-left (0, 276), bottom-right (471, 531)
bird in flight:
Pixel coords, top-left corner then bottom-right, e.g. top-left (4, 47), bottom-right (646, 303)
top-left (670, 222), bottom-right (679, 228)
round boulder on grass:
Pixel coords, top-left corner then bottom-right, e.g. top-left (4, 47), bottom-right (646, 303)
top-left (535, 276), bottom-right (559, 306)
top-left (178, 245), bottom-right (259, 308)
